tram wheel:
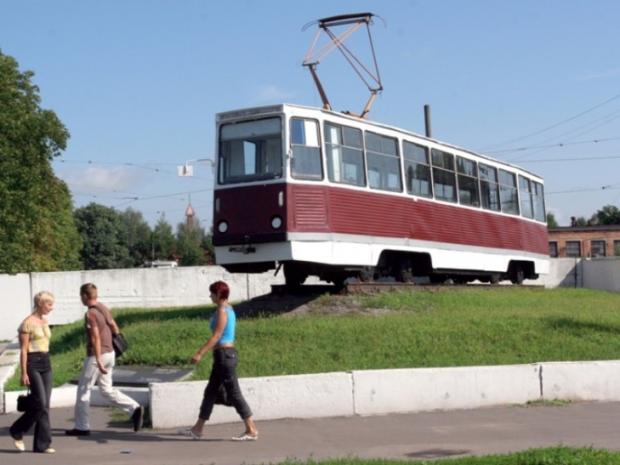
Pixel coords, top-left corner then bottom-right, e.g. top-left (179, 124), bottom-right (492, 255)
top-left (284, 264), bottom-right (307, 287)
top-left (510, 266), bottom-right (525, 285)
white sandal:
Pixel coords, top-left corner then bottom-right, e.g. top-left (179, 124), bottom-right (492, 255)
top-left (178, 428), bottom-right (202, 440)
top-left (232, 432), bottom-right (258, 441)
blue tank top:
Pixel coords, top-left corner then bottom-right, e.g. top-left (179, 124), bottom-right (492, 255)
top-left (209, 306), bottom-right (235, 345)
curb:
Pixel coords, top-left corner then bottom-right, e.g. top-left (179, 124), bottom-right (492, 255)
top-left (148, 360), bottom-right (620, 429)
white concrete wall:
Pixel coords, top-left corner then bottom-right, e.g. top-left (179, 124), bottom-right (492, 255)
top-left (2, 260), bottom-right (618, 333)
top-left (352, 364), bottom-right (541, 416)
top-left (536, 258), bottom-right (583, 288)
top-left (583, 258), bottom-right (620, 292)
top-left (29, 266), bottom-right (284, 326)
top-left (541, 361), bottom-right (620, 401)
top-left (150, 372), bottom-right (354, 429)
top-left (0, 274), bottom-right (31, 340)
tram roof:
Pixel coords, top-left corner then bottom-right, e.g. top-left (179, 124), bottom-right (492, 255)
top-left (216, 103), bottom-right (543, 182)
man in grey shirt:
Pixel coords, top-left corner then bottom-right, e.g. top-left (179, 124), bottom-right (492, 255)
top-left (65, 283), bottom-right (144, 436)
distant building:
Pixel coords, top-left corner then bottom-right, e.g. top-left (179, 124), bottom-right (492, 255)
top-left (185, 203), bottom-right (195, 230)
top-left (548, 224), bottom-right (620, 258)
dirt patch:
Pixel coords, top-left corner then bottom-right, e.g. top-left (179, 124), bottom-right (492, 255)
top-left (234, 290), bottom-right (392, 318)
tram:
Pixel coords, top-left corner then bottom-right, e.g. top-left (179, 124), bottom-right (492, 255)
top-left (212, 103), bottom-right (549, 286)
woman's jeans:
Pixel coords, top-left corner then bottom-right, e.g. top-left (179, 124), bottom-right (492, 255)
top-left (10, 352), bottom-right (52, 452)
top-left (199, 348), bottom-right (252, 420)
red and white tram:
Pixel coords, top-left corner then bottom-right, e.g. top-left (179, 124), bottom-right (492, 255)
top-left (212, 103), bottom-right (549, 286)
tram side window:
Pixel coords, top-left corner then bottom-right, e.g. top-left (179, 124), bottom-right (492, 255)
top-left (518, 175), bottom-right (534, 219)
top-left (324, 122), bottom-right (365, 187)
top-left (431, 149), bottom-right (456, 202)
top-left (499, 169), bottom-right (519, 215)
top-left (479, 163), bottom-right (500, 211)
top-left (456, 157), bottom-right (480, 207)
top-left (403, 141), bottom-right (432, 198)
top-left (365, 132), bottom-right (402, 192)
top-left (532, 181), bottom-right (546, 222)
top-left (290, 118), bottom-right (323, 180)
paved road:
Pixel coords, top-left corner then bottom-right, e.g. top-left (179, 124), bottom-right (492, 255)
top-left (1, 401), bottom-right (620, 465)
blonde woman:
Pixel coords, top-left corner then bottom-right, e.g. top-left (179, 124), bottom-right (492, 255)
top-left (9, 291), bottom-right (55, 454)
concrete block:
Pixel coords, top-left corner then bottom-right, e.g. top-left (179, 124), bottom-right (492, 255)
top-left (150, 372), bottom-right (354, 429)
top-left (541, 360), bottom-right (620, 401)
top-left (4, 384), bottom-right (148, 414)
top-left (353, 364), bottom-right (541, 416)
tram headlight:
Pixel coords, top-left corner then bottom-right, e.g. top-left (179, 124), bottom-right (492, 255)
top-left (271, 216), bottom-right (283, 229)
top-left (217, 221), bottom-right (228, 233)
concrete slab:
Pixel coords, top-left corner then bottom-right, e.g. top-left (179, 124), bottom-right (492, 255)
top-left (70, 366), bottom-right (193, 387)
top-left (1, 402), bottom-right (620, 464)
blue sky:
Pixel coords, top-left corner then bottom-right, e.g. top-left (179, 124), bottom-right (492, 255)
top-left (2, 0), bottom-right (619, 228)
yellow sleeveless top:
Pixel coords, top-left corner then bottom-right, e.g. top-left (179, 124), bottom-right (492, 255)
top-left (19, 319), bottom-right (51, 353)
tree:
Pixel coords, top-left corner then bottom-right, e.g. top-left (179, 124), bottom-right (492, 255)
top-left (74, 203), bottom-right (130, 269)
top-left (201, 231), bottom-right (215, 265)
top-left (594, 205), bottom-right (620, 225)
top-left (546, 212), bottom-right (558, 229)
top-left (151, 215), bottom-right (175, 261)
top-left (176, 220), bottom-right (209, 266)
top-left (0, 49), bottom-right (81, 272)
top-left (573, 216), bottom-right (589, 227)
top-left (119, 208), bottom-right (152, 267)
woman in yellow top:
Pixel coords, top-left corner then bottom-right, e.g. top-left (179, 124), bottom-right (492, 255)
top-left (9, 291), bottom-right (55, 454)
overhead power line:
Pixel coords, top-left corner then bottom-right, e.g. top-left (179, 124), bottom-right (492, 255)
top-left (512, 154), bottom-right (620, 163)
top-left (488, 136), bottom-right (620, 155)
top-left (481, 92), bottom-right (620, 151)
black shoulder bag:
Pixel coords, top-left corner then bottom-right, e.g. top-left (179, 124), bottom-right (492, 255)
top-left (17, 388), bottom-right (35, 412)
top-left (93, 306), bottom-right (129, 358)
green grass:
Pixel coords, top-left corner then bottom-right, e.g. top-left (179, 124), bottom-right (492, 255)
top-left (275, 447), bottom-right (620, 464)
top-left (5, 288), bottom-right (620, 391)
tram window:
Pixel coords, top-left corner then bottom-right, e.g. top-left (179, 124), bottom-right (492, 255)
top-left (431, 149), bottom-right (456, 202)
top-left (290, 118), bottom-right (323, 180)
top-left (403, 141), bottom-right (432, 197)
top-left (518, 176), bottom-right (534, 219)
top-left (532, 181), bottom-right (546, 222)
top-left (324, 122), bottom-right (365, 187)
top-left (365, 132), bottom-right (402, 192)
top-left (479, 163), bottom-right (500, 211)
top-left (499, 169), bottom-right (519, 215)
top-left (219, 117), bottom-right (282, 184)
top-left (457, 157), bottom-right (480, 207)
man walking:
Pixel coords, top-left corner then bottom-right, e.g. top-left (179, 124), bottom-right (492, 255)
top-left (65, 283), bottom-right (144, 436)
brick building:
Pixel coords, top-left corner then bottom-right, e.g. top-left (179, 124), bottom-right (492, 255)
top-left (548, 225), bottom-right (620, 258)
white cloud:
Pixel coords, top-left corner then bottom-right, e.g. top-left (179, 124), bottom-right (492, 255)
top-left (58, 166), bottom-right (143, 195)
top-left (254, 84), bottom-right (295, 103)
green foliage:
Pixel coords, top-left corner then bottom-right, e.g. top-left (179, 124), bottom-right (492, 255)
top-left (546, 212), bottom-right (558, 228)
top-left (74, 203), bottom-right (131, 269)
top-left (175, 220), bottom-right (209, 266)
top-left (573, 216), bottom-right (589, 227)
top-left (276, 447), bottom-right (620, 464)
top-left (119, 208), bottom-right (152, 267)
top-left (0, 49), bottom-right (81, 272)
top-left (595, 205), bottom-right (620, 225)
top-left (151, 215), bottom-right (175, 261)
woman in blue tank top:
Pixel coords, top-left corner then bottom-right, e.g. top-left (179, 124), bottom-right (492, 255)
top-left (184, 280), bottom-right (258, 441)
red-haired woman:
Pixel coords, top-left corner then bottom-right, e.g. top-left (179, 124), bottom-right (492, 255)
top-left (184, 281), bottom-right (258, 441)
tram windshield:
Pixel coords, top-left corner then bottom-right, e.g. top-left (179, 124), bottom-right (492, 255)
top-left (218, 117), bottom-right (282, 184)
